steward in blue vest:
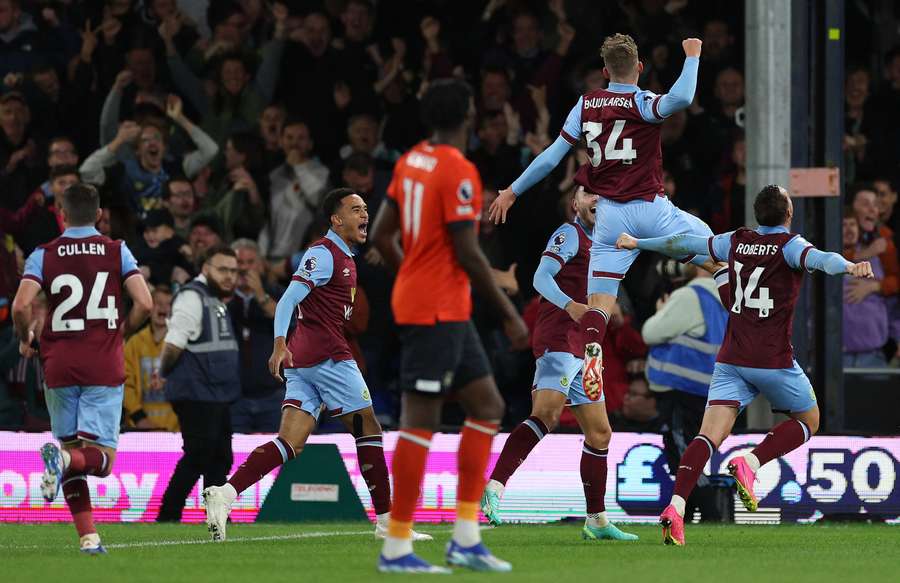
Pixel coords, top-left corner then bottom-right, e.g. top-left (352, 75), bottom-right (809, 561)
top-left (164, 278), bottom-right (241, 403)
top-left (647, 285), bottom-right (727, 397)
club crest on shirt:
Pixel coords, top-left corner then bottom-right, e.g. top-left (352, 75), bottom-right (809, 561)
top-left (457, 179), bottom-right (474, 203)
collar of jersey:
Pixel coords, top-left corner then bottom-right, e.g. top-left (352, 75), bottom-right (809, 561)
top-left (574, 216), bottom-right (592, 236)
top-left (607, 82), bottom-right (639, 94)
top-left (757, 225), bottom-right (789, 234)
top-left (326, 229), bottom-right (354, 257)
top-left (62, 226), bottom-right (101, 239)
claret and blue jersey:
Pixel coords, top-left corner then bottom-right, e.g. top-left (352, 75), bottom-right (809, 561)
top-left (507, 56), bottom-right (712, 297)
top-left (636, 225), bottom-right (852, 414)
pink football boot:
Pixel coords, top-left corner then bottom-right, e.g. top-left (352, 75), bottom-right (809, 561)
top-left (728, 457), bottom-right (759, 511)
top-left (659, 504), bottom-right (685, 546)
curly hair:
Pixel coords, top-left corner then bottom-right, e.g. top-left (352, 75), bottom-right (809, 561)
top-left (601, 33), bottom-right (640, 79)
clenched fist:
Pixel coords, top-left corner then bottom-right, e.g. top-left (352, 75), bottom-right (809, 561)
top-left (682, 38), bottom-right (702, 57)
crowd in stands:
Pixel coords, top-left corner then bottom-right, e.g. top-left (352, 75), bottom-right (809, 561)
top-left (0, 0), bottom-right (897, 433)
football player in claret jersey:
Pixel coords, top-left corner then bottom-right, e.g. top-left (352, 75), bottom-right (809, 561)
top-left (617, 185), bottom-right (874, 545)
top-left (481, 187), bottom-right (637, 542)
top-left (489, 34), bottom-right (718, 406)
top-left (203, 188), bottom-right (430, 543)
top-left (371, 79), bottom-right (529, 574)
top-left (12, 183), bottom-right (153, 554)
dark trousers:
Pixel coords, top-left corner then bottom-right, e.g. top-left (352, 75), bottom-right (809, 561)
top-left (659, 390), bottom-right (733, 522)
top-left (157, 401), bottom-right (233, 522)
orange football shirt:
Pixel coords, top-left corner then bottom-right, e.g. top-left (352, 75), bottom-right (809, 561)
top-left (387, 141), bottom-right (482, 325)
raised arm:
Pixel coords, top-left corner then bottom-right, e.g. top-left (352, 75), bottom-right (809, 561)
top-left (652, 39), bottom-right (701, 119)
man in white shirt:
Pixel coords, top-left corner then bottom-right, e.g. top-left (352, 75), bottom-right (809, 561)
top-left (258, 120), bottom-right (329, 260)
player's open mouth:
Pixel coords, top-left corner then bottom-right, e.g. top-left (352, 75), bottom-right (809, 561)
top-left (359, 223), bottom-right (368, 235)
top-left (590, 206), bottom-right (597, 214)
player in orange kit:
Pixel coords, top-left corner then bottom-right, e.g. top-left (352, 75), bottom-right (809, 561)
top-left (371, 79), bottom-right (529, 573)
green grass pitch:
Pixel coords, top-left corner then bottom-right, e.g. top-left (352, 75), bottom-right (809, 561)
top-left (1, 522), bottom-right (896, 582)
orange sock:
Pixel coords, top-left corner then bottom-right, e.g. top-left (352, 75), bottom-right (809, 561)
top-left (387, 429), bottom-right (432, 540)
top-left (457, 419), bottom-right (499, 517)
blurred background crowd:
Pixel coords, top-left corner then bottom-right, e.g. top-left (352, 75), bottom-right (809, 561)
top-left (0, 0), bottom-right (898, 435)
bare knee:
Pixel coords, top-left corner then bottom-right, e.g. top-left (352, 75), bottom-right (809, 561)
top-left (472, 390), bottom-right (505, 421)
top-left (531, 405), bottom-right (562, 432)
top-left (583, 425), bottom-right (612, 450)
top-left (794, 409), bottom-right (820, 435)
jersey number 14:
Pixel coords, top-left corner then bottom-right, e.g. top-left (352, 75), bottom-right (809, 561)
top-left (731, 261), bottom-right (774, 318)
top-left (50, 272), bottom-right (119, 332)
top-left (582, 120), bottom-right (637, 167)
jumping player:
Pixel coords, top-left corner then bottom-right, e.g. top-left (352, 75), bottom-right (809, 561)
top-left (371, 79), bottom-right (529, 573)
top-left (489, 34), bottom-right (715, 403)
top-left (481, 187), bottom-right (637, 542)
top-left (203, 188), bottom-right (430, 543)
top-left (13, 183), bottom-right (153, 554)
top-left (616, 185), bottom-right (874, 545)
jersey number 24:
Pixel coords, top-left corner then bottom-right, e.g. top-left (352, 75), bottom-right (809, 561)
top-left (50, 272), bottom-right (119, 332)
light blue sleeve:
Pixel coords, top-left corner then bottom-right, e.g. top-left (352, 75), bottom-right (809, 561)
top-left (533, 256), bottom-right (572, 310)
top-left (782, 236), bottom-right (850, 274)
top-left (560, 96), bottom-right (583, 144)
top-left (542, 223), bottom-right (580, 262)
top-left (291, 246), bottom-right (334, 288)
top-left (23, 248), bottom-right (45, 283)
top-left (274, 280), bottom-right (311, 338)
top-left (510, 139), bottom-right (575, 197)
top-left (636, 233), bottom-right (711, 258)
top-left (636, 57), bottom-right (699, 122)
top-left (709, 231), bottom-right (734, 263)
top-left (120, 242), bottom-right (139, 276)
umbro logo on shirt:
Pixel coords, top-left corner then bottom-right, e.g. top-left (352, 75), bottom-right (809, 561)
top-left (343, 267), bottom-right (351, 277)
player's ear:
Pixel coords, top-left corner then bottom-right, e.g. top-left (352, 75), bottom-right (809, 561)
top-left (95, 207), bottom-right (102, 224)
top-left (637, 61), bottom-right (644, 75)
top-left (602, 66), bottom-right (610, 79)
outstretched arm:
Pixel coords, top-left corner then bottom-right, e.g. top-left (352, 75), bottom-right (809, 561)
top-left (784, 237), bottom-right (874, 277)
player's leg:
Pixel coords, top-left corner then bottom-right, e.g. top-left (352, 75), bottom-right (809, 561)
top-left (727, 363), bottom-right (819, 511)
top-left (203, 368), bottom-right (319, 541)
top-left (482, 352), bottom-right (573, 524)
top-left (379, 324), bottom-right (452, 573)
top-left (660, 364), bottom-right (750, 545)
top-left (569, 383), bottom-right (638, 541)
top-left (658, 199), bottom-right (726, 274)
top-left (47, 385), bottom-right (123, 554)
top-left (324, 360), bottom-right (433, 542)
top-left (582, 198), bottom-right (645, 399)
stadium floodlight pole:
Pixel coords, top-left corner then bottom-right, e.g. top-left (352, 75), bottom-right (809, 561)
top-left (745, 0), bottom-right (791, 430)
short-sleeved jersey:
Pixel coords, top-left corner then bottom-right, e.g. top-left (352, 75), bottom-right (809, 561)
top-left (561, 89), bottom-right (665, 202)
top-left (287, 233), bottom-right (357, 368)
top-left (532, 221), bottom-right (592, 358)
top-left (387, 141), bottom-right (482, 325)
top-left (23, 227), bottom-right (140, 388)
top-left (711, 227), bottom-right (812, 369)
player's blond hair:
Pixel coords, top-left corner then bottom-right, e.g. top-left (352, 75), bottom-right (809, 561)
top-left (601, 34), bottom-right (639, 79)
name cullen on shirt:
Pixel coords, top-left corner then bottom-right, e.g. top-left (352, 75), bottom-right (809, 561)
top-left (57, 243), bottom-right (106, 257)
top-left (584, 96), bottom-right (633, 109)
top-left (735, 243), bottom-right (779, 256)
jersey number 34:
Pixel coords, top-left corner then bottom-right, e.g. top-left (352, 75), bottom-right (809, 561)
top-left (582, 120), bottom-right (637, 167)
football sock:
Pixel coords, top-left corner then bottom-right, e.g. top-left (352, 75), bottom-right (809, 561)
top-left (454, 419), bottom-right (499, 547)
top-left (670, 495), bottom-right (687, 517)
top-left (355, 435), bottom-right (391, 515)
top-left (580, 308), bottom-right (610, 347)
top-left (586, 512), bottom-right (609, 528)
top-left (62, 475), bottom-right (96, 537)
top-left (65, 447), bottom-right (108, 478)
top-left (581, 444), bottom-right (609, 515)
top-left (489, 416), bottom-right (548, 485)
top-left (744, 453), bottom-right (761, 472)
top-left (383, 429), bottom-right (432, 559)
top-left (751, 419), bottom-right (811, 467)
top-left (672, 435), bottom-right (715, 508)
top-left (228, 437), bottom-right (295, 494)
